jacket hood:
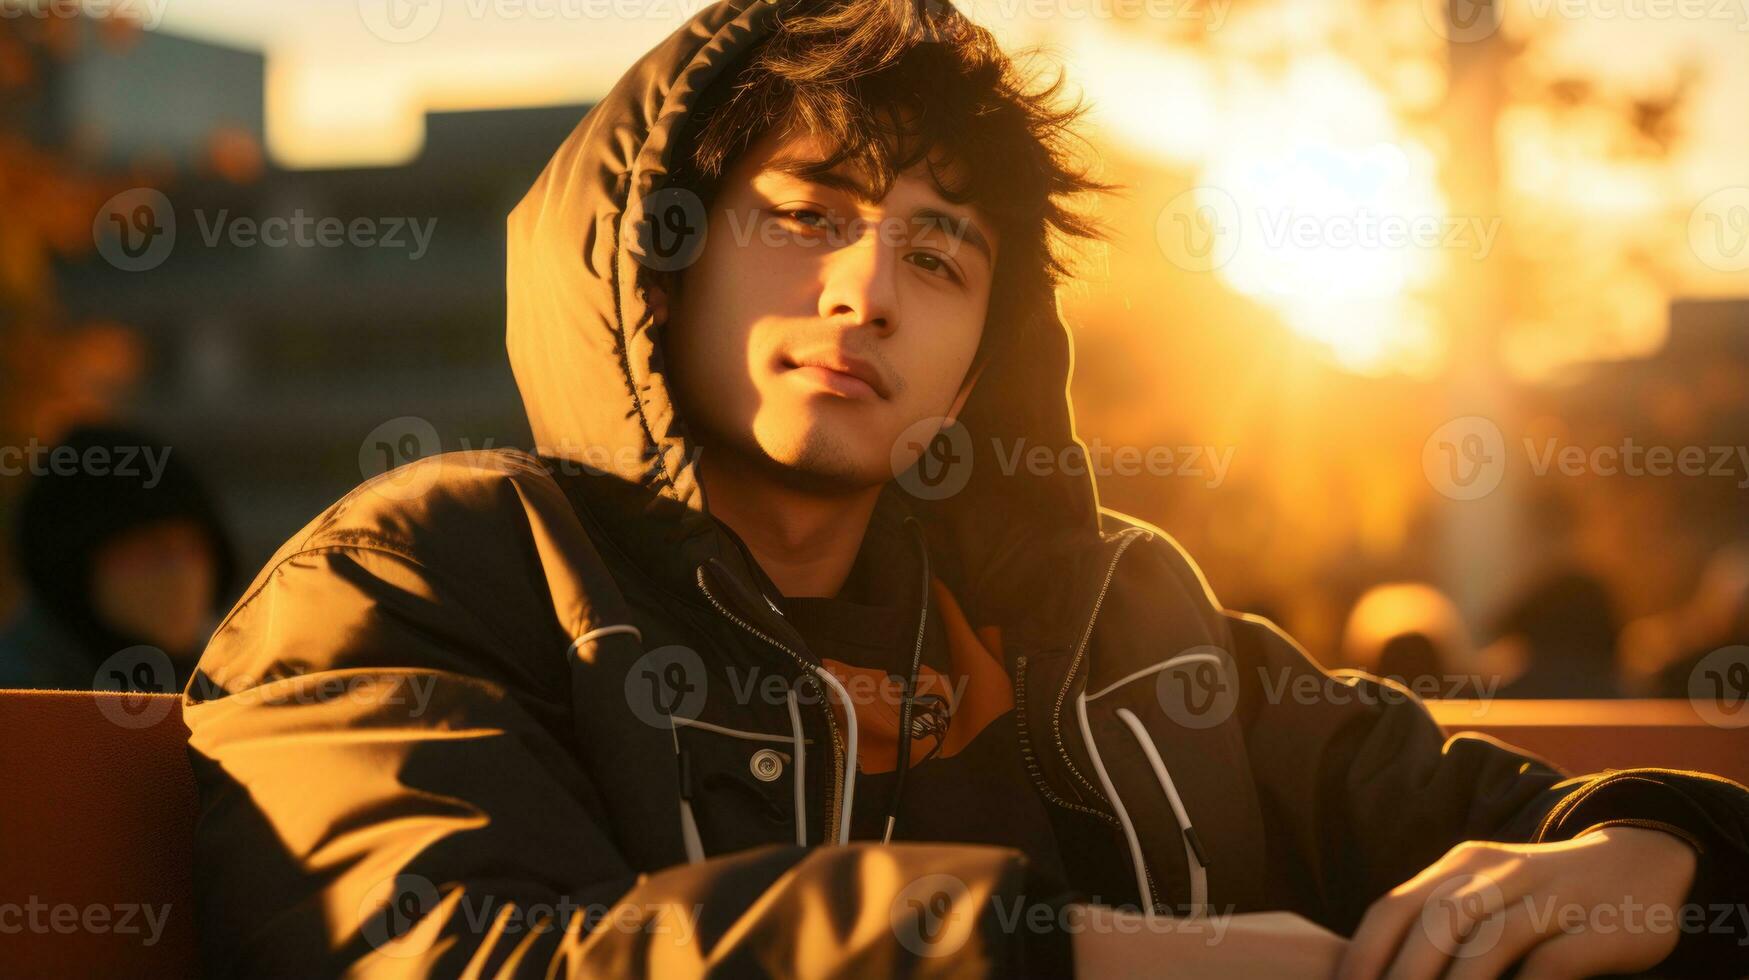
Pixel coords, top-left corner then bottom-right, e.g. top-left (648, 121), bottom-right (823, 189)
top-left (505, 0), bottom-right (1102, 615)
top-left (14, 424), bottom-right (238, 666)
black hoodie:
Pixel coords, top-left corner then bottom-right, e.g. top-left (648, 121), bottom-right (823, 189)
top-left (184, 0), bottom-right (1749, 976)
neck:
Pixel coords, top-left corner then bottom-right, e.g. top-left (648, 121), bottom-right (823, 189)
top-left (698, 452), bottom-right (881, 599)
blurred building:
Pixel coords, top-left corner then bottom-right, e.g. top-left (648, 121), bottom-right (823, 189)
top-left (45, 23), bottom-right (583, 572)
top-left (26, 21), bottom-right (264, 173)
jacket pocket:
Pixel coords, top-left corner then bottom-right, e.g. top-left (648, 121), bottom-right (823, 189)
top-left (673, 716), bottom-right (817, 856)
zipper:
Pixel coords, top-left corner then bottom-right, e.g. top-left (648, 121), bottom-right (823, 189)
top-left (1017, 652), bottom-right (1163, 906)
top-left (1015, 654), bottom-right (1119, 826)
top-left (1015, 525), bottom-right (1161, 907)
top-left (1052, 527), bottom-right (1151, 806)
top-left (696, 565), bottom-right (846, 844)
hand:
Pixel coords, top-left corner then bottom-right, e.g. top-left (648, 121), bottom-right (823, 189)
top-left (1337, 826), bottom-right (1698, 980)
top-left (1071, 906), bottom-right (1348, 979)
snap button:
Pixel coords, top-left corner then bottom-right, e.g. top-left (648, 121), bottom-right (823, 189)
top-left (749, 748), bottom-right (785, 782)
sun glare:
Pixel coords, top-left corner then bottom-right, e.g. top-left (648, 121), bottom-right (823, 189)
top-left (1072, 29), bottom-right (1451, 378)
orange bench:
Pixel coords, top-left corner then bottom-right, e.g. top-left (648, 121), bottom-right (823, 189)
top-left (1426, 699), bottom-right (1749, 786)
top-left (1, 691), bottom-right (1743, 977)
top-left (0, 691), bottom-right (197, 978)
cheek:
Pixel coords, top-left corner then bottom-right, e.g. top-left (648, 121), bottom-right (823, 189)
top-left (894, 293), bottom-right (986, 411)
top-left (670, 231), bottom-right (763, 387)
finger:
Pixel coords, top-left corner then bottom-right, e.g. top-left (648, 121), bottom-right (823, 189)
top-left (1511, 898), bottom-right (1685, 980)
top-left (1337, 882), bottom-right (1432, 980)
top-left (1444, 900), bottom-right (1563, 980)
top-left (1339, 841), bottom-right (1522, 980)
top-left (1339, 847), bottom-right (1486, 980)
top-left (1382, 870), bottom-right (1512, 980)
top-left (1513, 930), bottom-right (1613, 980)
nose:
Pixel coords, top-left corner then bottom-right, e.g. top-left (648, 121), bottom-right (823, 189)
top-left (816, 221), bottom-right (897, 334)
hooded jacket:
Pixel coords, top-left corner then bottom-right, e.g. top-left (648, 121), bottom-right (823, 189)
top-left (183, 0), bottom-right (1749, 975)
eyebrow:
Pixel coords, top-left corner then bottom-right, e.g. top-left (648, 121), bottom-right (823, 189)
top-left (762, 160), bottom-right (995, 264)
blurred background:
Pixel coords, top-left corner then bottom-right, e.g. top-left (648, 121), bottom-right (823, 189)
top-left (4, 0), bottom-right (1748, 700)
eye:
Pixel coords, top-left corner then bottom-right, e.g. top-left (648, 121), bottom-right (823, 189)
top-left (778, 207), bottom-right (832, 231)
top-left (907, 251), bottom-right (963, 284)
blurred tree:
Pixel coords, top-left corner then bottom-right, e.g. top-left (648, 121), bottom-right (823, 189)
top-left (0, 11), bottom-right (150, 618)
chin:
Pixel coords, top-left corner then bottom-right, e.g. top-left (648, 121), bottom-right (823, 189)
top-left (755, 418), bottom-right (891, 492)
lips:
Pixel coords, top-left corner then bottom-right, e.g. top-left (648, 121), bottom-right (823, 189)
top-left (782, 350), bottom-right (892, 400)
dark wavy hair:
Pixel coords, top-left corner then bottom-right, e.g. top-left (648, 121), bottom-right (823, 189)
top-left (662, 0), bottom-right (1118, 361)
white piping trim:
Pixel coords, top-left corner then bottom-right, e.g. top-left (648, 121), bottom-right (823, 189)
top-left (672, 716), bottom-right (800, 744)
top-left (1116, 708), bottom-right (1208, 916)
top-left (678, 800), bottom-right (705, 865)
top-left (567, 624), bottom-right (643, 658)
top-left (787, 689), bottom-right (807, 847)
top-left (1075, 691), bottom-right (1155, 913)
top-left (811, 665), bottom-right (858, 845)
top-left (1084, 651), bottom-right (1225, 703)
top-left (669, 720), bottom-right (705, 864)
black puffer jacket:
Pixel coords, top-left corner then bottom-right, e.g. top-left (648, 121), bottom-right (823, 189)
top-left (184, 0), bottom-right (1749, 975)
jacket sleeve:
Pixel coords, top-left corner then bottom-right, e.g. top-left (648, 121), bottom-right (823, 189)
top-left (1223, 608), bottom-right (1749, 975)
top-left (184, 539), bottom-right (1076, 979)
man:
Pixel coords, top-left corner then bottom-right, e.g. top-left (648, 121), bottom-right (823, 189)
top-left (183, 0), bottom-right (1749, 976)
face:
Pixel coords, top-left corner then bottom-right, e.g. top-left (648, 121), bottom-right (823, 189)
top-left (90, 517), bottom-right (217, 655)
top-left (656, 126), bottom-right (998, 492)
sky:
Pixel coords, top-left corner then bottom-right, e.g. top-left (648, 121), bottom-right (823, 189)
top-left (140, 0), bottom-right (1749, 380)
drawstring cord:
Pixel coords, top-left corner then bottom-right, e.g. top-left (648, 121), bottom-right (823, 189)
top-left (883, 516), bottom-right (934, 844)
top-left (671, 721), bottom-right (706, 864)
top-left (682, 515), bottom-right (931, 851)
top-left (1115, 708), bottom-right (1209, 916)
top-left (786, 688), bottom-right (807, 846)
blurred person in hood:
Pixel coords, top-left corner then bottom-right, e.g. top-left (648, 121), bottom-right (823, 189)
top-left (183, 1), bottom-right (1749, 977)
top-left (1488, 570), bottom-right (1623, 700)
top-left (0, 424), bottom-right (236, 691)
